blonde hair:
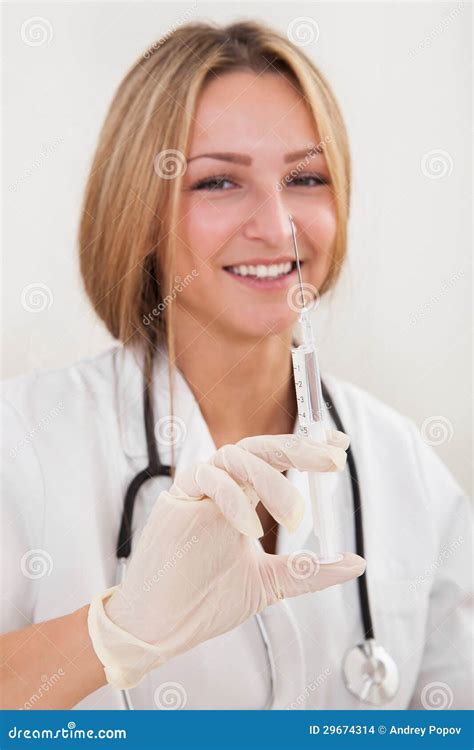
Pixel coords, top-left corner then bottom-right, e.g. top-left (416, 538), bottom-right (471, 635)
top-left (79, 19), bottom-right (351, 458)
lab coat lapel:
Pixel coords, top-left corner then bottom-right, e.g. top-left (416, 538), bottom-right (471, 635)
top-left (150, 349), bottom-right (218, 472)
top-left (117, 342), bottom-right (217, 468)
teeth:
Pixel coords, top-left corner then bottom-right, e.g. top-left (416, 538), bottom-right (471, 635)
top-left (227, 262), bottom-right (293, 278)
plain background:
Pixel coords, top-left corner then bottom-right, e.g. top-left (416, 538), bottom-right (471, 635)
top-left (2, 1), bottom-right (472, 493)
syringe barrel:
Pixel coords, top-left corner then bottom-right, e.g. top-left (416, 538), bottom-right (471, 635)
top-left (291, 344), bottom-right (326, 429)
top-left (291, 344), bottom-right (343, 564)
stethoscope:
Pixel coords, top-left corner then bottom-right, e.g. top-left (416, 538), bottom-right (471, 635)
top-left (115, 372), bottom-right (399, 709)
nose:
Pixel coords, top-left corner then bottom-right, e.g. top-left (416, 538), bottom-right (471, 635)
top-left (241, 190), bottom-right (293, 250)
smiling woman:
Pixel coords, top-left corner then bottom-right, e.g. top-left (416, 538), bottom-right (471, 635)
top-left (78, 20), bottom-right (351, 399)
top-left (1, 18), bottom-right (471, 714)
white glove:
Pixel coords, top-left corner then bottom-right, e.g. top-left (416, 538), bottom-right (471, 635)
top-left (88, 430), bottom-right (366, 689)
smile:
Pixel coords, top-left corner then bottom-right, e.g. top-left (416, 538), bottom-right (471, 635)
top-left (224, 261), bottom-right (297, 279)
top-left (222, 260), bottom-right (304, 291)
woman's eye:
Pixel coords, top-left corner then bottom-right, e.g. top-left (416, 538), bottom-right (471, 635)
top-left (189, 172), bottom-right (328, 192)
top-left (286, 173), bottom-right (329, 187)
top-left (191, 175), bottom-right (236, 191)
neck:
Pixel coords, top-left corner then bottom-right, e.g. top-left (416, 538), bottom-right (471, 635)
top-left (171, 320), bottom-right (298, 447)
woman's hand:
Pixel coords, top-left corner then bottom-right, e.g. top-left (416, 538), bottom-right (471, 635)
top-left (87, 430), bottom-right (366, 689)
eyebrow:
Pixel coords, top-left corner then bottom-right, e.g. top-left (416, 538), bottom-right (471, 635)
top-left (186, 146), bottom-right (324, 165)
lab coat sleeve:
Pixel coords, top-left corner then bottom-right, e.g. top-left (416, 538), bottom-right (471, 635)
top-left (1, 394), bottom-right (46, 634)
top-left (405, 419), bottom-right (473, 709)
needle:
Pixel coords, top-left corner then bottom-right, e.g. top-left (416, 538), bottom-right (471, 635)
top-left (288, 215), bottom-right (306, 313)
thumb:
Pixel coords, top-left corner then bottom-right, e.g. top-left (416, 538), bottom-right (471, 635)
top-left (260, 551), bottom-right (366, 605)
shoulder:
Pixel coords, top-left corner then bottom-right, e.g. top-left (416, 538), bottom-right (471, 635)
top-left (1, 345), bottom-right (123, 420)
top-left (1, 344), bottom-right (130, 530)
top-left (1, 345), bottom-right (132, 487)
top-left (0, 345), bottom-right (142, 452)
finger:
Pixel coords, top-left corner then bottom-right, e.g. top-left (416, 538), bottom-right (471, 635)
top-left (236, 433), bottom-right (348, 473)
top-left (260, 551), bottom-right (366, 605)
top-left (169, 462), bottom-right (264, 538)
top-left (325, 428), bottom-right (350, 451)
top-left (210, 444), bottom-right (306, 533)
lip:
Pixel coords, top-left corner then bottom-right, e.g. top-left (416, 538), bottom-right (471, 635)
top-left (223, 256), bottom-right (302, 267)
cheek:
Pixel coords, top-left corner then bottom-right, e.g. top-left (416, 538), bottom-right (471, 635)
top-left (307, 200), bottom-right (337, 251)
top-left (305, 202), bottom-right (337, 282)
top-left (177, 198), bottom-right (238, 264)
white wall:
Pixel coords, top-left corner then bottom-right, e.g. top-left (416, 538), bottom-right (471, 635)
top-left (2, 1), bottom-right (472, 493)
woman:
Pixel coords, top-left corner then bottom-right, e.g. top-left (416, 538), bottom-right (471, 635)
top-left (1, 20), bottom-right (471, 711)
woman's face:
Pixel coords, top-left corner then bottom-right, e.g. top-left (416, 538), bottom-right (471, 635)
top-left (173, 70), bottom-right (337, 341)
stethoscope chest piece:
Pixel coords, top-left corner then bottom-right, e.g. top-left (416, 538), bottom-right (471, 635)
top-left (342, 638), bottom-right (399, 706)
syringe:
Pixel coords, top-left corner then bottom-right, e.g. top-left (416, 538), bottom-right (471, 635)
top-left (289, 215), bottom-right (343, 564)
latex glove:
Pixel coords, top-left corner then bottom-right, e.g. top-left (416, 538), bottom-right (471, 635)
top-left (88, 430), bottom-right (366, 689)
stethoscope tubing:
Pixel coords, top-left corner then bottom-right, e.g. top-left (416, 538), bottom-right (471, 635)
top-left (320, 381), bottom-right (374, 641)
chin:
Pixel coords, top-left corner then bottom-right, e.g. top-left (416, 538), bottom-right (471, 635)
top-left (226, 311), bottom-right (296, 341)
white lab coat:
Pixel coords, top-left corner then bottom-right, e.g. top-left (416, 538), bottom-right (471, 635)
top-left (1, 342), bottom-right (472, 710)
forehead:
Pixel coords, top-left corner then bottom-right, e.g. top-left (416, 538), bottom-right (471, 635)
top-left (188, 70), bottom-right (319, 155)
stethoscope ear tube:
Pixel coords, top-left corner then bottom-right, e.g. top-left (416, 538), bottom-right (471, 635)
top-left (116, 383), bottom-right (171, 560)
